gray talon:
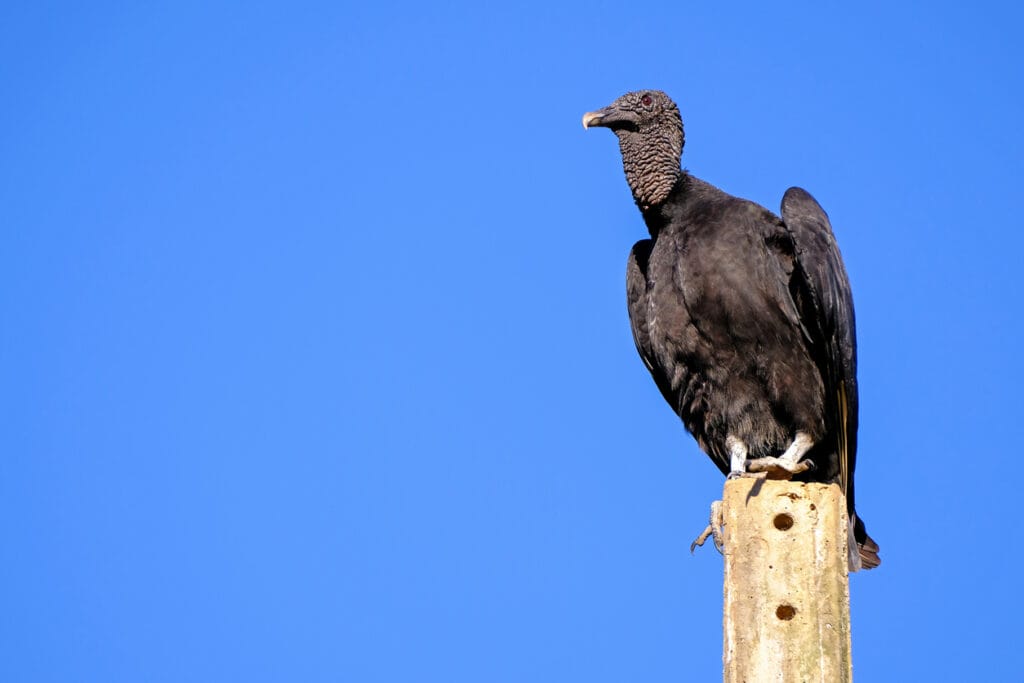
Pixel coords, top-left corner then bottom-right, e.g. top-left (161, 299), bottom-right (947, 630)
top-left (746, 456), bottom-right (813, 476)
top-left (691, 500), bottom-right (725, 554)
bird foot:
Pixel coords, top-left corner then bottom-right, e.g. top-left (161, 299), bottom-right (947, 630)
top-left (726, 470), bottom-right (767, 480)
top-left (745, 456), bottom-right (814, 479)
top-left (690, 499), bottom-right (724, 555)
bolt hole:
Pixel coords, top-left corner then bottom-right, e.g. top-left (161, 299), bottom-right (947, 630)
top-left (776, 604), bottom-right (796, 621)
top-left (809, 503), bottom-right (816, 511)
top-left (773, 513), bottom-right (794, 531)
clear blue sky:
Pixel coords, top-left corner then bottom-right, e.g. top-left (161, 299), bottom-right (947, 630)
top-left (3, 2), bottom-right (1022, 681)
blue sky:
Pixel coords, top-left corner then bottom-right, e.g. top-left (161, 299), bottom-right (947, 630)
top-left (3, 2), bottom-right (1022, 681)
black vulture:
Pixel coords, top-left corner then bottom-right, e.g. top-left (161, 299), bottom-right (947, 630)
top-left (583, 90), bottom-right (879, 570)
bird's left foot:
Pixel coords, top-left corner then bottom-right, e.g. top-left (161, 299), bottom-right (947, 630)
top-left (745, 456), bottom-right (814, 478)
top-left (726, 470), bottom-right (767, 480)
top-left (690, 499), bottom-right (724, 554)
top-left (744, 431), bottom-right (815, 479)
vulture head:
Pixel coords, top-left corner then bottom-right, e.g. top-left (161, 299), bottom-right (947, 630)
top-left (583, 90), bottom-right (685, 211)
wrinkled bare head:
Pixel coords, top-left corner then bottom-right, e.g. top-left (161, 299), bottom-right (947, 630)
top-left (583, 90), bottom-right (684, 211)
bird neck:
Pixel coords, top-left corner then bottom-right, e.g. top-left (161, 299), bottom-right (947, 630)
top-left (638, 172), bottom-right (691, 235)
top-left (618, 134), bottom-right (683, 212)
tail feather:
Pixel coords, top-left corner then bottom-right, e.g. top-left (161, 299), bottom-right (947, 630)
top-left (848, 514), bottom-right (881, 572)
top-left (857, 532), bottom-right (881, 570)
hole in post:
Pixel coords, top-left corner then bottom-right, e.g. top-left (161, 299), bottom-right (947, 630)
top-left (776, 604), bottom-right (796, 621)
top-left (773, 513), bottom-right (794, 531)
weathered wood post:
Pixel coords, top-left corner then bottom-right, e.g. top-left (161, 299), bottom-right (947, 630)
top-left (722, 478), bottom-right (852, 682)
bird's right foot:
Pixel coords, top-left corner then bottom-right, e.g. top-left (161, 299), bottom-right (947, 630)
top-left (690, 499), bottom-right (725, 554)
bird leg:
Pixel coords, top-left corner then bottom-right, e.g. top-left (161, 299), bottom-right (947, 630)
top-left (691, 436), bottom-right (761, 556)
top-left (746, 431), bottom-right (815, 477)
top-left (692, 435), bottom-right (782, 556)
top-left (690, 499), bottom-right (724, 554)
top-left (726, 435), bottom-right (766, 480)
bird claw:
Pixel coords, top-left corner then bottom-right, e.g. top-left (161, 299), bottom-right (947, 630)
top-left (745, 456), bottom-right (814, 478)
top-left (726, 470), bottom-right (767, 480)
top-left (690, 500), bottom-right (725, 554)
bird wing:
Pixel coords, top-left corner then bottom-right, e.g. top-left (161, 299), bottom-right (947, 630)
top-left (780, 187), bottom-right (859, 497)
top-left (626, 240), bottom-right (657, 373)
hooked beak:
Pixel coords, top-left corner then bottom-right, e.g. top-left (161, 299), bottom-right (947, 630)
top-left (581, 110), bottom-right (605, 129)
top-left (581, 105), bottom-right (639, 131)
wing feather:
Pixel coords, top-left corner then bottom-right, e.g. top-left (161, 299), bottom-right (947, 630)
top-left (780, 187), bottom-right (858, 498)
top-left (626, 240), bottom-right (656, 372)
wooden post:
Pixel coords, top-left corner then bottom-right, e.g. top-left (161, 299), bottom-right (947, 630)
top-left (722, 478), bottom-right (852, 682)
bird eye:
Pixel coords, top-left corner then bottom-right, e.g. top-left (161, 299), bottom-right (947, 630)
top-left (641, 94), bottom-right (653, 106)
